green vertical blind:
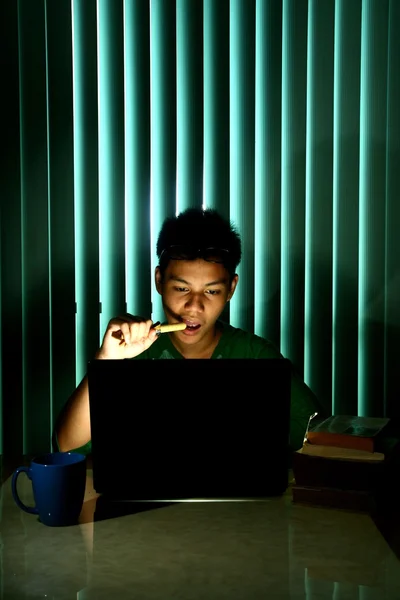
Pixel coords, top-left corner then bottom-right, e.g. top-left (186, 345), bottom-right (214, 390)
top-left (358, 0), bottom-right (389, 417)
top-left (254, 0), bottom-right (282, 344)
top-left (304, 0), bottom-right (334, 415)
top-left (149, 0), bottom-right (176, 320)
top-left (332, 0), bottom-right (361, 416)
top-left (124, 0), bottom-right (151, 321)
top-left (229, 0), bottom-right (255, 332)
top-left (1, 0), bottom-right (400, 456)
top-left (72, 0), bottom-right (100, 383)
top-left (281, 0), bottom-right (308, 374)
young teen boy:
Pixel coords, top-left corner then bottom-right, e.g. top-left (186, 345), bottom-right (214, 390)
top-left (55, 207), bottom-right (324, 455)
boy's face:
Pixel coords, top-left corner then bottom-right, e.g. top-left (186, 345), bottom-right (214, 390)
top-left (155, 258), bottom-right (238, 349)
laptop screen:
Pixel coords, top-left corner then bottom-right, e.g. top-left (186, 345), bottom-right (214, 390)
top-left (87, 357), bottom-right (291, 500)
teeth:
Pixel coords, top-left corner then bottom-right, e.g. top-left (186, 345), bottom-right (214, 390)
top-left (184, 320), bottom-right (200, 329)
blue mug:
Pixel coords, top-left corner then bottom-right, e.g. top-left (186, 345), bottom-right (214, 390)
top-left (12, 452), bottom-right (87, 527)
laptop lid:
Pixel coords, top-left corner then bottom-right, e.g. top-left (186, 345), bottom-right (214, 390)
top-left (87, 357), bottom-right (291, 500)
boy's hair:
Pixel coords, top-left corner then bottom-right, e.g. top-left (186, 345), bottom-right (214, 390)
top-left (156, 207), bottom-right (242, 276)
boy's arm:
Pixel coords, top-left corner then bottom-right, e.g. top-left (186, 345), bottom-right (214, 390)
top-left (54, 315), bottom-right (159, 452)
top-left (255, 340), bottom-right (327, 453)
top-left (289, 371), bottom-right (327, 452)
top-left (54, 375), bottom-right (92, 452)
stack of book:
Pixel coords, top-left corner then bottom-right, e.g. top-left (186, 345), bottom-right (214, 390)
top-left (292, 415), bottom-right (400, 512)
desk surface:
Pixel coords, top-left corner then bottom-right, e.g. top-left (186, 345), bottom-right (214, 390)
top-left (1, 468), bottom-right (400, 600)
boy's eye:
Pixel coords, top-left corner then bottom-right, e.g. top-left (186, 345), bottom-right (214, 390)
top-left (175, 287), bottom-right (188, 292)
top-left (206, 289), bottom-right (220, 296)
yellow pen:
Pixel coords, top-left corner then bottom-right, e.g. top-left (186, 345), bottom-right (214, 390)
top-left (153, 323), bottom-right (187, 334)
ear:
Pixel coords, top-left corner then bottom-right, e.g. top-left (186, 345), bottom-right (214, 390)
top-left (155, 267), bottom-right (163, 295)
top-left (227, 274), bottom-right (239, 301)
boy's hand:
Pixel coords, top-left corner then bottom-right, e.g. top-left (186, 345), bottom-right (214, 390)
top-left (96, 314), bottom-right (159, 360)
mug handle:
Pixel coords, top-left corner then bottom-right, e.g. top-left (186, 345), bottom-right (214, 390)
top-left (11, 466), bottom-right (39, 515)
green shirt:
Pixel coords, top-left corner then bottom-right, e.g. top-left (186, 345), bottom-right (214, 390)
top-left (63, 321), bottom-right (324, 457)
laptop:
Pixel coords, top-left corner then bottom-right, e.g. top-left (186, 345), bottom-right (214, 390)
top-left (87, 357), bottom-right (292, 501)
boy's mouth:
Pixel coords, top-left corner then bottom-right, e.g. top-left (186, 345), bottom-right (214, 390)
top-left (183, 321), bottom-right (201, 332)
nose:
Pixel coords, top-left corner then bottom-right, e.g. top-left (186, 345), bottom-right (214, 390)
top-left (185, 293), bottom-right (204, 312)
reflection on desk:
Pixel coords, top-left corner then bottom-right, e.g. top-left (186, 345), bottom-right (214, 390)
top-left (1, 468), bottom-right (399, 599)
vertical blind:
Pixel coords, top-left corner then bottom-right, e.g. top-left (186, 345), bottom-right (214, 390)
top-left (1, 0), bottom-right (400, 458)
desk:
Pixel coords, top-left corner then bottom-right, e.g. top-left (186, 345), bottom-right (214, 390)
top-left (1, 468), bottom-right (400, 599)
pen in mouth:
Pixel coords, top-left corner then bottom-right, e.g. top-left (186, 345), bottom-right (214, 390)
top-left (153, 323), bottom-right (187, 334)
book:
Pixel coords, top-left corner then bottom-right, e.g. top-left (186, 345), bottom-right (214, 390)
top-left (306, 415), bottom-right (390, 453)
top-left (298, 441), bottom-right (385, 462)
top-left (293, 419), bottom-right (400, 496)
top-left (292, 449), bottom-right (386, 492)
